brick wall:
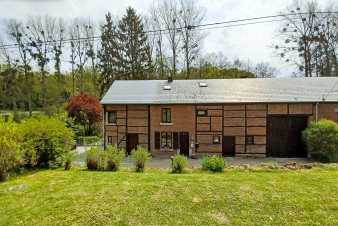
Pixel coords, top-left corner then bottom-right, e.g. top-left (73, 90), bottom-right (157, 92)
top-left (104, 102), bottom-right (338, 157)
top-left (150, 105), bottom-right (195, 156)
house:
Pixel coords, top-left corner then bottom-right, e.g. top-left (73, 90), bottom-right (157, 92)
top-left (100, 77), bottom-right (338, 158)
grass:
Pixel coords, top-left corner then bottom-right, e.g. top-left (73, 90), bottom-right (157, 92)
top-left (0, 166), bottom-right (337, 226)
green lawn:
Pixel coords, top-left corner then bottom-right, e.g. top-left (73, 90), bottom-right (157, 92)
top-left (0, 166), bottom-right (337, 226)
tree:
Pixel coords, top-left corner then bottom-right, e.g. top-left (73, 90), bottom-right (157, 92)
top-left (117, 7), bottom-right (153, 80)
top-left (254, 62), bottom-right (277, 78)
top-left (274, 1), bottom-right (338, 77)
top-left (6, 19), bottom-right (34, 115)
top-left (148, 5), bottom-right (168, 79)
top-left (97, 13), bottom-right (120, 96)
top-left (178, 0), bottom-right (205, 79)
top-left (66, 93), bottom-right (102, 136)
top-left (26, 16), bottom-right (56, 108)
top-left (0, 119), bottom-right (22, 181)
top-left (157, 0), bottom-right (181, 79)
top-left (69, 19), bottom-right (90, 92)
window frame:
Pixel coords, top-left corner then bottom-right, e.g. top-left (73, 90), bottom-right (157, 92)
top-left (107, 136), bottom-right (113, 145)
top-left (160, 132), bottom-right (173, 149)
top-left (196, 109), bottom-right (208, 116)
top-left (161, 108), bottom-right (172, 123)
top-left (107, 111), bottom-right (117, 124)
top-left (213, 135), bottom-right (221, 144)
top-left (246, 136), bottom-right (254, 145)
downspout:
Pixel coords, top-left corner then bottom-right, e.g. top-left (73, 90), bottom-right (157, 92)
top-left (315, 102), bottom-right (319, 122)
top-left (103, 105), bottom-right (106, 149)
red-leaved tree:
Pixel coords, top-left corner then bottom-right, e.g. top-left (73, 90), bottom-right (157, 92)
top-left (66, 93), bottom-right (102, 136)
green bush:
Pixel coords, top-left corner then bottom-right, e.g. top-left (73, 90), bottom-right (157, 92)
top-left (20, 116), bottom-right (75, 168)
top-left (131, 146), bottom-right (151, 172)
top-left (0, 120), bottom-right (22, 182)
top-left (303, 119), bottom-right (338, 162)
top-left (171, 155), bottom-right (188, 173)
top-left (106, 145), bottom-right (125, 171)
top-left (201, 155), bottom-right (226, 172)
top-left (63, 151), bottom-right (76, 170)
top-left (86, 147), bottom-right (103, 170)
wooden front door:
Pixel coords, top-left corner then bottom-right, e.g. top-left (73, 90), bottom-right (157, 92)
top-left (126, 133), bottom-right (138, 155)
top-left (268, 116), bottom-right (308, 157)
top-left (222, 136), bottom-right (235, 157)
top-left (179, 132), bottom-right (189, 156)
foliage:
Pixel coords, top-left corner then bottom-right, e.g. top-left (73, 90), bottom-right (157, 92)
top-left (201, 155), bottom-right (226, 172)
top-left (131, 146), bottom-right (151, 172)
top-left (171, 154), bottom-right (188, 173)
top-left (19, 116), bottom-right (75, 168)
top-left (106, 145), bottom-right (125, 171)
top-left (86, 148), bottom-right (98, 170)
top-left (63, 151), bottom-right (76, 170)
top-left (117, 7), bottom-right (153, 80)
top-left (303, 119), bottom-right (338, 162)
top-left (66, 92), bottom-right (102, 136)
top-left (86, 147), bottom-right (112, 171)
top-left (97, 13), bottom-right (120, 96)
top-left (0, 120), bottom-right (22, 181)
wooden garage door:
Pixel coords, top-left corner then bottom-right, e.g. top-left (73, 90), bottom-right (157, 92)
top-left (267, 116), bottom-right (308, 157)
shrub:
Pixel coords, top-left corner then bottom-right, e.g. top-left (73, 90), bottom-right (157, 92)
top-left (303, 119), bottom-right (338, 163)
top-left (131, 146), bottom-right (151, 172)
top-left (201, 155), bottom-right (226, 172)
top-left (0, 120), bottom-right (22, 182)
top-left (66, 93), bottom-right (102, 136)
top-left (86, 147), bottom-right (99, 170)
top-left (20, 116), bottom-right (75, 168)
top-left (171, 155), bottom-right (188, 173)
top-left (63, 151), bottom-right (76, 170)
top-left (106, 146), bottom-right (125, 171)
top-left (86, 147), bottom-right (109, 171)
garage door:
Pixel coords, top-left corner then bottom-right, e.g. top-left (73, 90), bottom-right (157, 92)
top-left (267, 116), bottom-right (308, 157)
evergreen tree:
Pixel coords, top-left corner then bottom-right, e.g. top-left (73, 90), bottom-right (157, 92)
top-left (97, 13), bottom-right (120, 96)
top-left (117, 7), bottom-right (152, 80)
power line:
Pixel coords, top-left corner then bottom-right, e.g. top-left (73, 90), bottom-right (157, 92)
top-left (0, 11), bottom-right (337, 50)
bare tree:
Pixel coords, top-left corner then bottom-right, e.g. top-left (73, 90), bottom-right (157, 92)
top-left (51, 18), bottom-right (65, 82)
top-left (158, 0), bottom-right (181, 79)
top-left (178, 0), bottom-right (205, 79)
top-left (254, 62), bottom-right (277, 78)
top-left (26, 16), bottom-right (56, 107)
top-left (83, 20), bottom-right (98, 94)
top-left (69, 19), bottom-right (90, 92)
top-left (274, 0), bottom-right (337, 77)
top-left (6, 19), bottom-right (34, 115)
top-left (148, 5), bottom-right (167, 79)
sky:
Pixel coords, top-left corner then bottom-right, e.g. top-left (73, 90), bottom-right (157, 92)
top-left (0, 0), bottom-right (334, 76)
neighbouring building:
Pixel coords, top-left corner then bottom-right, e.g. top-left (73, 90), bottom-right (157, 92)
top-left (100, 77), bottom-right (338, 158)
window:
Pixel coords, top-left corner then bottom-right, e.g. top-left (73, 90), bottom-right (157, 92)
top-left (197, 110), bottom-right (208, 116)
top-left (107, 111), bottom-right (117, 124)
top-left (107, 136), bottom-right (113, 145)
top-left (246, 136), bottom-right (254, 145)
top-left (213, 135), bottom-right (221, 144)
top-left (162, 108), bottom-right (171, 123)
top-left (161, 132), bottom-right (173, 149)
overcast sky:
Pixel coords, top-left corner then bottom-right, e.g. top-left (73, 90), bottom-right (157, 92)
top-left (0, 0), bottom-right (334, 76)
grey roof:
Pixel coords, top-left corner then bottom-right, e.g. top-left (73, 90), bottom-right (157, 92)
top-left (101, 77), bottom-right (338, 104)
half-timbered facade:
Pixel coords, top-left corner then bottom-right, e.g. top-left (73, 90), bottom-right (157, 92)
top-left (101, 77), bottom-right (338, 158)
